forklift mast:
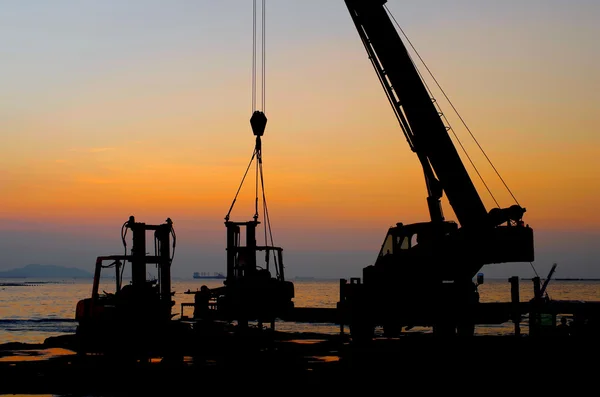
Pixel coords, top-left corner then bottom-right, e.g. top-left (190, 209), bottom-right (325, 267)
top-left (125, 215), bottom-right (175, 321)
top-left (82, 216), bottom-right (176, 324)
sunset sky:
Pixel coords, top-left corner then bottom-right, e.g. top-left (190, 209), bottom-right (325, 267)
top-left (1, 0), bottom-right (599, 279)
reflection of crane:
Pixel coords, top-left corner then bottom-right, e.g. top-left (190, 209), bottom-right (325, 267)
top-left (339, 0), bottom-right (534, 337)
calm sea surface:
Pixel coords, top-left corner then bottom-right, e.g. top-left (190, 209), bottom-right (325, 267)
top-left (1, 277), bottom-right (599, 344)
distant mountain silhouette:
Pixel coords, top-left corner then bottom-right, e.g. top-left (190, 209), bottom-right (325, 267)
top-left (0, 264), bottom-right (93, 278)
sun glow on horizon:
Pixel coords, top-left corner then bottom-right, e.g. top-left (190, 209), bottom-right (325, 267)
top-left (1, 1), bottom-right (599, 276)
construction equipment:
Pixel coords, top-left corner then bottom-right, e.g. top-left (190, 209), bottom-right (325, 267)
top-left (188, 2), bottom-right (294, 330)
top-left (338, 0), bottom-right (535, 338)
top-left (214, 217), bottom-right (295, 327)
top-left (75, 216), bottom-right (188, 357)
top-left (71, 1), bottom-right (599, 347)
top-left (190, 111), bottom-right (294, 329)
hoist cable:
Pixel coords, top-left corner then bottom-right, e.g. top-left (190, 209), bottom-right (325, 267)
top-left (385, 5), bottom-right (520, 208)
top-left (247, 1), bottom-right (278, 272)
top-left (252, 0), bottom-right (266, 112)
top-left (252, 1), bottom-right (257, 112)
top-left (530, 262), bottom-right (539, 278)
top-left (416, 63), bottom-right (500, 208)
top-left (258, 157), bottom-right (279, 277)
top-left (262, 0), bottom-right (266, 112)
top-left (225, 149), bottom-right (257, 221)
top-left (254, 149), bottom-right (260, 220)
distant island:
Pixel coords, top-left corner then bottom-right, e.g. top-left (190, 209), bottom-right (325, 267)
top-left (0, 264), bottom-right (93, 278)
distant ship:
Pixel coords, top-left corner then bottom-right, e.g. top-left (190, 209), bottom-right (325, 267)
top-left (193, 272), bottom-right (226, 279)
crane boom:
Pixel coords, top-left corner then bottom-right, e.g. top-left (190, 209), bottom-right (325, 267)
top-left (345, 0), bottom-right (531, 231)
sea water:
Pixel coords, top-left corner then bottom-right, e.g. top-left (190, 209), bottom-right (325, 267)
top-left (1, 277), bottom-right (599, 344)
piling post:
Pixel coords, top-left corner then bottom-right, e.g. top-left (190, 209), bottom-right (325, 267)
top-left (339, 279), bottom-right (346, 334)
top-left (509, 276), bottom-right (520, 336)
top-left (530, 276), bottom-right (542, 337)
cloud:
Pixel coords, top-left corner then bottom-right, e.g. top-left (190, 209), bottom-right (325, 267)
top-left (89, 147), bottom-right (115, 153)
top-left (69, 147), bottom-right (116, 153)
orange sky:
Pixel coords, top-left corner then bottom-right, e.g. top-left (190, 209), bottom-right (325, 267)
top-left (1, 1), bottom-right (599, 278)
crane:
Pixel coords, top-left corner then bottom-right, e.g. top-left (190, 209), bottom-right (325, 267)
top-left (339, 0), bottom-right (535, 337)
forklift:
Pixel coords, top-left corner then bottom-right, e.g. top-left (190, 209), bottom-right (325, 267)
top-left (189, 111), bottom-right (295, 331)
top-left (75, 216), bottom-right (189, 358)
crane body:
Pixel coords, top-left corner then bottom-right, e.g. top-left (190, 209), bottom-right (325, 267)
top-left (340, 0), bottom-right (534, 337)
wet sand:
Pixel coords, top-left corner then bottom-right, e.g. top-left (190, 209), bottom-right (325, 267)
top-left (1, 332), bottom-right (598, 394)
